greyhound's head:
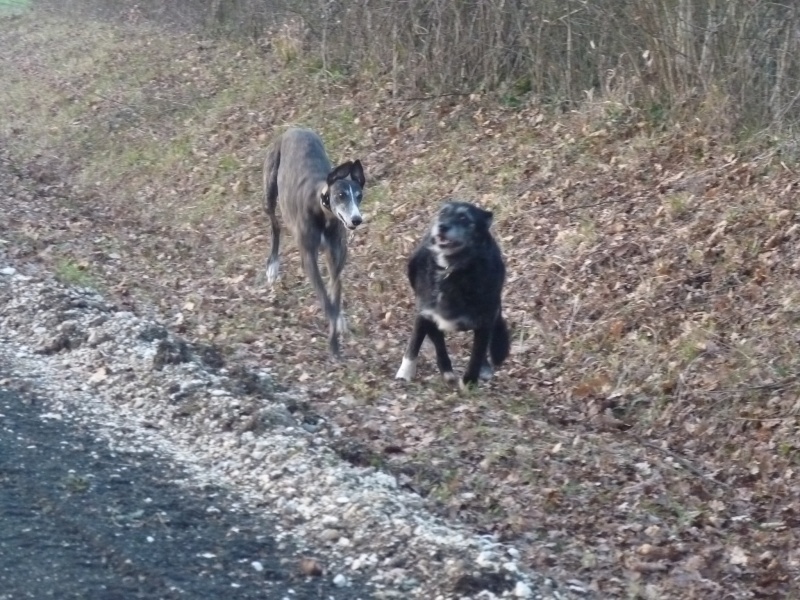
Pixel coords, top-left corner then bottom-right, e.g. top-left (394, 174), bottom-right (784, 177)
top-left (320, 159), bottom-right (366, 230)
top-left (430, 201), bottom-right (493, 258)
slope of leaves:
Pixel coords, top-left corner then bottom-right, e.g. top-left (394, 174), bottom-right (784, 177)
top-left (2, 13), bottom-right (799, 598)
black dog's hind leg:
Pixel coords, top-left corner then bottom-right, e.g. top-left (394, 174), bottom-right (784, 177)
top-left (480, 312), bottom-right (512, 381)
top-left (462, 324), bottom-right (493, 387)
top-left (479, 356), bottom-right (494, 381)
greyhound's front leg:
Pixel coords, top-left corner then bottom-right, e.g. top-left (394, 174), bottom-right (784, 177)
top-left (324, 239), bottom-right (348, 335)
top-left (301, 247), bottom-right (341, 357)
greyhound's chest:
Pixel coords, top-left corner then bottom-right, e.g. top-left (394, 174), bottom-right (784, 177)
top-left (318, 220), bottom-right (346, 251)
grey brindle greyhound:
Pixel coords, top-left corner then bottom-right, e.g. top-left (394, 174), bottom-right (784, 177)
top-left (263, 127), bottom-right (366, 357)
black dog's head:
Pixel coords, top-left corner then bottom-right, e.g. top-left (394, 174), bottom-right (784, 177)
top-left (321, 160), bottom-right (366, 230)
top-left (429, 201), bottom-right (493, 258)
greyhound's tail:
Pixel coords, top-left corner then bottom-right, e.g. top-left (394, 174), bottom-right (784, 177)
top-left (490, 312), bottom-right (511, 367)
top-left (263, 137), bottom-right (281, 216)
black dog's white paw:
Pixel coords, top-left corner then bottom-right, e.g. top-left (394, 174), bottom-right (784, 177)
top-left (395, 357), bottom-right (417, 381)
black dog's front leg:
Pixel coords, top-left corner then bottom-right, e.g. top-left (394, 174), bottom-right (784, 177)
top-left (396, 317), bottom-right (456, 382)
top-left (396, 315), bottom-right (428, 381)
top-left (425, 323), bottom-right (456, 383)
top-left (462, 324), bottom-right (492, 387)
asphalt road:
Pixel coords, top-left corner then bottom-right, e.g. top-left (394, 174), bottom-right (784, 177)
top-left (0, 384), bottom-right (370, 600)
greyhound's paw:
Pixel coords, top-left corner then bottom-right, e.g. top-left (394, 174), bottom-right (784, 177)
top-left (395, 357), bottom-right (417, 381)
top-left (266, 260), bottom-right (280, 285)
top-left (336, 314), bottom-right (349, 335)
top-left (479, 364), bottom-right (494, 381)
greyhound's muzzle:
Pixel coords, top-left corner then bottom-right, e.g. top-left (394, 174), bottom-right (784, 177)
top-left (337, 206), bottom-right (363, 230)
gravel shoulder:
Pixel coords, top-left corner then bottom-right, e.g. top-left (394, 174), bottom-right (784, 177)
top-left (0, 383), bottom-right (372, 600)
top-left (0, 261), bottom-right (574, 599)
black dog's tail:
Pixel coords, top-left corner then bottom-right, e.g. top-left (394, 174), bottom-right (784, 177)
top-left (490, 313), bottom-right (511, 366)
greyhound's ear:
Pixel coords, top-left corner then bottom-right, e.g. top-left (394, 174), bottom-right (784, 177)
top-left (320, 185), bottom-right (331, 209)
top-left (350, 160), bottom-right (366, 188)
top-left (327, 161), bottom-right (353, 186)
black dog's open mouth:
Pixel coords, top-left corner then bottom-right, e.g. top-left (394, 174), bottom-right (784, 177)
top-left (435, 236), bottom-right (462, 250)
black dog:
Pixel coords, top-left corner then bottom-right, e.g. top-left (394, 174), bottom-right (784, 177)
top-left (395, 201), bottom-right (510, 387)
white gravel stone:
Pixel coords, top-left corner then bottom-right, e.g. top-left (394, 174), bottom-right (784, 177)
top-left (514, 581), bottom-right (533, 598)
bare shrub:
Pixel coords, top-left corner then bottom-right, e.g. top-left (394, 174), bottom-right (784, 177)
top-left (33, 0), bottom-right (800, 133)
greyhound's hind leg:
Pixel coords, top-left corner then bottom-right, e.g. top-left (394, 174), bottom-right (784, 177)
top-left (263, 143), bottom-right (282, 285)
top-left (265, 211), bottom-right (281, 284)
top-left (265, 257), bottom-right (280, 284)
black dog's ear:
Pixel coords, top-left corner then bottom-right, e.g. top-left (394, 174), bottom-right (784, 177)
top-left (350, 159), bottom-right (366, 188)
top-left (478, 208), bottom-right (494, 228)
top-left (327, 161), bottom-right (354, 186)
top-left (320, 185), bottom-right (331, 209)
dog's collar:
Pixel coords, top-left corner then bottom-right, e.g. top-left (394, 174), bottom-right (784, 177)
top-left (320, 185), bottom-right (331, 210)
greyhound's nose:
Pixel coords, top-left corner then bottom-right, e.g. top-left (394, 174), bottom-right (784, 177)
top-left (351, 215), bottom-right (363, 227)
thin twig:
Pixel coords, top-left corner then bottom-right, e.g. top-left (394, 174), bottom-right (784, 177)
top-left (735, 414), bottom-right (796, 421)
top-left (707, 373), bottom-right (800, 396)
top-left (549, 195), bottom-right (639, 215)
top-left (394, 92), bottom-right (473, 103)
top-left (636, 437), bottom-right (731, 491)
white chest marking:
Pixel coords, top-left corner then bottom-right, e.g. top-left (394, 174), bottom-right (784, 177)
top-left (420, 309), bottom-right (461, 332)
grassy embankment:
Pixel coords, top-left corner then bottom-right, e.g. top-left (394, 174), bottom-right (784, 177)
top-left (2, 10), bottom-right (799, 597)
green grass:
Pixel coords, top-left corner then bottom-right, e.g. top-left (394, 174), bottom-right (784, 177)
top-left (55, 260), bottom-right (95, 288)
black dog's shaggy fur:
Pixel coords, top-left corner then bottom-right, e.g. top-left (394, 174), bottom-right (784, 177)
top-left (395, 201), bottom-right (510, 387)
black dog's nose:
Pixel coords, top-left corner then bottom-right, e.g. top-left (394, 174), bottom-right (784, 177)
top-left (438, 223), bottom-right (450, 235)
top-left (351, 215), bottom-right (363, 227)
